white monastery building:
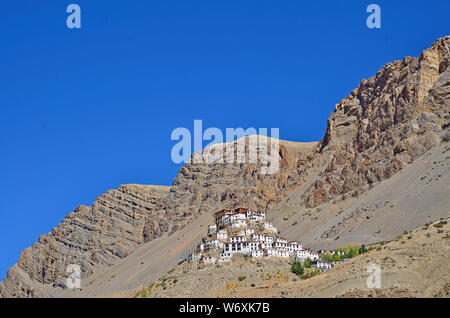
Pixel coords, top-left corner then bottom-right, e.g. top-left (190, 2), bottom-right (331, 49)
top-left (262, 222), bottom-right (277, 233)
top-left (187, 208), bottom-right (330, 268)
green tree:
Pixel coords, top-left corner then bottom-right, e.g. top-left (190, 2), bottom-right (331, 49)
top-left (332, 253), bottom-right (341, 261)
top-left (291, 261), bottom-right (304, 276)
top-left (348, 248), bottom-right (356, 258)
top-left (359, 245), bottom-right (368, 254)
top-left (304, 258), bottom-right (313, 268)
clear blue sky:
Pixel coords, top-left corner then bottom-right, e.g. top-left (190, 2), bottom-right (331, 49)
top-left (0, 0), bottom-right (448, 279)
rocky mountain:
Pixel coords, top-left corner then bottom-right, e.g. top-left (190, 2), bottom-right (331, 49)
top-left (0, 138), bottom-right (316, 298)
top-left (0, 36), bottom-right (448, 298)
top-left (0, 184), bottom-right (170, 297)
top-left (143, 137), bottom-right (317, 242)
top-left (303, 36), bottom-right (450, 207)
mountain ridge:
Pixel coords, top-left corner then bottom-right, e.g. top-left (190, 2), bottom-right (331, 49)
top-left (1, 35), bottom-right (449, 298)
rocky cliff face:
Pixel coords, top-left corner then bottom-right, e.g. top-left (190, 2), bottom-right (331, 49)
top-left (142, 137), bottom-right (318, 241)
top-left (1, 36), bottom-right (448, 298)
top-left (0, 184), bottom-right (169, 297)
top-left (0, 139), bottom-right (315, 298)
top-left (304, 36), bottom-right (450, 207)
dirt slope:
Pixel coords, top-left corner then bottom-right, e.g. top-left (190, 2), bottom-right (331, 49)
top-left (232, 219), bottom-right (450, 298)
top-left (140, 219), bottom-right (449, 298)
top-left (61, 212), bottom-right (212, 297)
top-left (269, 141), bottom-right (450, 250)
top-left (90, 140), bottom-right (449, 298)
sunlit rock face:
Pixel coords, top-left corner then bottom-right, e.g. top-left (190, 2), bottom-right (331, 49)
top-left (304, 36), bottom-right (450, 207)
top-left (0, 184), bottom-right (169, 297)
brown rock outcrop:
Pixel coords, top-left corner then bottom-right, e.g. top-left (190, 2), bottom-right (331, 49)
top-left (143, 137), bottom-right (318, 241)
top-left (0, 184), bottom-right (169, 297)
top-left (304, 36), bottom-right (450, 207)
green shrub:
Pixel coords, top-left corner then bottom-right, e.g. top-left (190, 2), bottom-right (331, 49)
top-left (291, 261), bottom-right (304, 276)
top-left (304, 258), bottom-right (313, 268)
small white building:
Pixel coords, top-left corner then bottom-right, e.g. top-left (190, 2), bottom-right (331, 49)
top-left (246, 210), bottom-right (266, 222)
top-left (189, 252), bottom-right (202, 261)
top-left (223, 243), bottom-right (234, 253)
top-left (262, 222), bottom-right (277, 233)
top-left (274, 241), bottom-right (288, 249)
top-left (197, 243), bottom-right (205, 252)
top-left (216, 230), bottom-right (228, 240)
top-left (277, 249), bottom-right (290, 258)
top-left (230, 213), bottom-right (247, 222)
top-left (287, 243), bottom-right (300, 253)
top-left (265, 249), bottom-right (280, 257)
top-left (260, 242), bottom-right (272, 249)
top-left (205, 239), bottom-right (220, 249)
top-left (315, 260), bottom-right (332, 271)
top-left (245, 228), bottom-right (255, 236)
top-left (318, 249), bottom-right (341, 255)
top-left (214, 209), bottom-right (234, 226)
top-left (295, 249), bottom-right (319, 261)
top-left (203, 256), bottom-right (217, 264)
top-left (309, 250), bottom-right (319, 261)
top-left (251, 233), bottom-right (265, 242)
top-left (218, 257), bottom-right (230, 263)
top-left (246, 241), bottom-right (260, 251)
top-left (265, 236), bottom-right (274, 244)
top-left (224, 242), bottom-right (250, 254)
top-left (276, 238), bottom-right (287, 244)
top-left (265, 248), bottom-right (289, 258)
top-left (229, 236), bottom-right (246, 243)
top-left (228, 219), bottom-right (247, 229)
top-left (287, 241), bottom-right (302, 253)
top-left (296, 249), bottom-right (311, 261)
top-left (248, 215), bottom-right (265, 223)
top-left (218, 252), bottom-right (232, 263)
top-left (208, 224), bottom-right (217, 234)
top-left (222, 215), bottom-right (231, 225)
top-left (251, 250), bottom-right (264, 258)
top-left (219, 252), bottom-right (232, 259)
